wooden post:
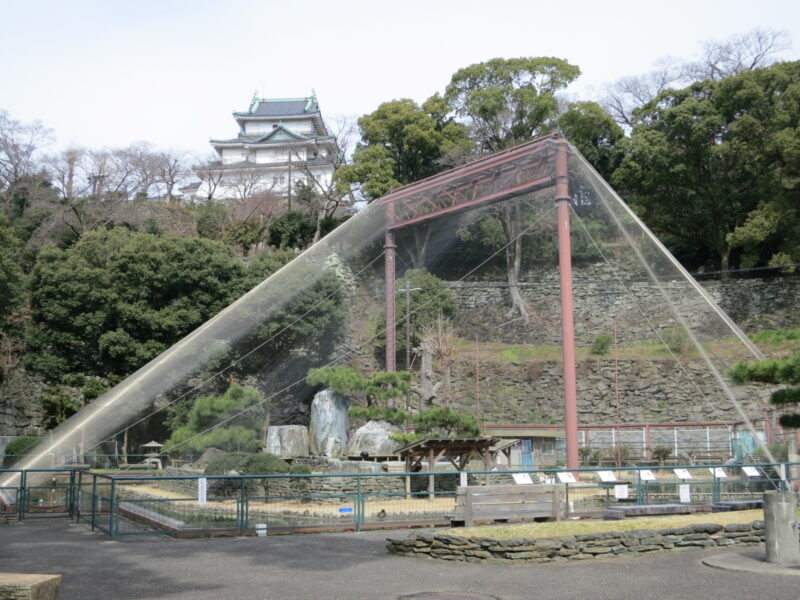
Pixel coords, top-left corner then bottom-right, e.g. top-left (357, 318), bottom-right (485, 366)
top-left (404, 455), bottom-right (411, 500)
top-left (464, 487), bottom-right (474, 527)
top-left (553, 484), bottom-right (562, 521)
top-left (428, 447), bottom-right (435, 500)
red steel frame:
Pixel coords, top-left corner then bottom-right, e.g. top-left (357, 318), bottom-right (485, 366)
top-left (380, 135), bottom-right (580, 469)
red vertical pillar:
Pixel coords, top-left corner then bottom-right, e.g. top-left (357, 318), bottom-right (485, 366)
top-left (555, 139), bottom-right (579, 471)
top-left (764, 409), bottom-right (772, 445)
top-left (385, 201), bottom-right (397, 372)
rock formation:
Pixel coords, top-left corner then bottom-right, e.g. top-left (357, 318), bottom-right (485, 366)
top-left (309, 388), bottom-right (348, 456)
top-left (346, 419), bottom-right (402, 457)
top-left (265, 425), bottom-right (310, 458)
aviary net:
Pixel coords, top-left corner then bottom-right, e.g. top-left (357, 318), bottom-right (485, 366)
top-left (1, 135), bottom-right (768, 490)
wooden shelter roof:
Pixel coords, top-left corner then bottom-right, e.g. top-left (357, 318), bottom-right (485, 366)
top-left (395, 437), bottom-right (499, 457)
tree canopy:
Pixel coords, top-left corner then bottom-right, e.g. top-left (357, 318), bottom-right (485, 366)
top-left (0, 210), bottom-right (23, 327)
top-left (306, 366), bottom-right (412, 407)
top-left (26, 228), bottom-right (252, 379)
top-left (613, 61), bottom-right (800, 273)
top-left (165, 383), bottom-right (265, 455)
top-left (558, 101), bottom-right (626, 181)
top-left (445, 56), bottom-right (581, 151)
top-left (334, 97), bottom-right (471, 201)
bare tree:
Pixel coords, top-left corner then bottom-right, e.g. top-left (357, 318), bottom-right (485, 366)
top-left (231, 167), bottom-right (267, 201)
top-left (192, 153), bottom-right (225, 202)
top-left (602, 29), bottom-right (791, 127)
top-left (685, 28), bottom-right (791, 81)
top-left (154, 150), bottom-right (189, 203)
top-left (291, 115), bottom-right (358, 243)
top-left (602, 57), bottom-right (685, 127)
top-left (51, 148), bottom-right (136, 239)
top-left (0, 110), bottom-right (52, 193)
top-left (122, 142), bottom-right (161, 200)
top-left (44, 147), bottom-right (89, 200)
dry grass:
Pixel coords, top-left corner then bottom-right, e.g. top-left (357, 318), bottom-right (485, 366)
top-left (122, 483), bottom-right (453, 517)
top-left (442, 508), bottom-right (800, 540)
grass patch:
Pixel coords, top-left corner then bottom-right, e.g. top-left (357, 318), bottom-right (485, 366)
top-left (441, 508), bottom-right (798, 540)
top-left (452, 335), bottom-right (767, 364)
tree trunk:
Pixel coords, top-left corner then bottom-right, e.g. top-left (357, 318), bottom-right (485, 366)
top-left (402, 227), bottom-right (432, 269)
top-left (413, 338), bottom-right (440, 407)
top-left (720, 247), bottom-right (731, 280)
top-left (312, 198), bottom-right (328, 244)
top-left (500, 202), bottom-right (530, 323)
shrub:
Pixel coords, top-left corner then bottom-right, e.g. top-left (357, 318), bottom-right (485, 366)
top-left (203, 452), bottom-right (250, 475)
top-left (2, 436), bottom-right (41, 467)
top-left (240, 453), bottom-right (290, 475)
top-left (651, 445), bottom-right (673, 465)
top-left (661, 326), bottom-right (689, 354)
top-left (751, 443), bottom-right (788, 463)
top-left (590, 334), bottom-right (612, 355)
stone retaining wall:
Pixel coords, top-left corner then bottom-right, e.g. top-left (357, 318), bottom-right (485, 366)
top-left (387, 521), bottom-right (769, 563)
top-left (0, 374), bottom-right (45, 437)
top-left (144, 468), bottom-right (514, 503)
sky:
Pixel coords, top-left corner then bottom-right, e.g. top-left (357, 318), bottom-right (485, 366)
top-left (2, 0), bottom-right (799, 157)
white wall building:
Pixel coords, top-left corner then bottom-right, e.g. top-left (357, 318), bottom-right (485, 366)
top-left (188, 94), bottom-right (338, 203)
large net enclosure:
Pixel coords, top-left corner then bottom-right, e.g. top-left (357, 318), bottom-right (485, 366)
top-left (2, 135), bottom-right (771, 489)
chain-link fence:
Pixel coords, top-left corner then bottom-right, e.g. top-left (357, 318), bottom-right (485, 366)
top-left (2, 463), bottom-right (797, 537)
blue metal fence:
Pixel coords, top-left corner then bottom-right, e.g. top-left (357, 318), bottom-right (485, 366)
top-left (1, 462), bottom-right (796, 538)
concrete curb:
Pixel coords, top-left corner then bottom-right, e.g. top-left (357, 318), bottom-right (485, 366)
top-left (703, 552), bottom-right (800, 576)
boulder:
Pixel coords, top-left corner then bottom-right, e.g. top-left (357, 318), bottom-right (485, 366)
top-left (309, 388), bottom-right (349, 456)
top-left (346, 419), bottom-right (402, 457)
top-left (264, 425), bottom-right (310, 458)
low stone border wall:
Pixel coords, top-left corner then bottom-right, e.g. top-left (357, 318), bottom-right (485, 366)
top-left (387, 521), bottom-right (767, 564)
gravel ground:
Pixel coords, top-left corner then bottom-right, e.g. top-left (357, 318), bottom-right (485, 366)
top-left (1, 520), bottom-right (796, 600)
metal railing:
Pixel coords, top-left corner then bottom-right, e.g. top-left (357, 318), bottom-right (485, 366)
top-left (2, 463), bottom-right (797, 538)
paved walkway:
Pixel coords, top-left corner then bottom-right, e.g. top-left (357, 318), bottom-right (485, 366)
top-left (1, 521), bottom-right (798, 600)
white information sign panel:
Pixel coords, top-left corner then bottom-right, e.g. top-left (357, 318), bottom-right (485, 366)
top-left (679, 484), bottom-right (692, 503)
top-left (639, 470), bottom-right (656, 481)
top-left (674, 468), bottom-right (692, 480)
top-left (614, 484), bottom-right (629, 500)
top-left (198, 477), bottom-right (208, 506)
top-left (597, 470), bottom-right (617, 483)
top-left (742, 466), bottom-right (761, 478)
top-left (512, 473), bottom-right (534, 485)
top-left (557, 471), bottom-right (578, 484)
top-left (709, 467), bottom-right (728, 478)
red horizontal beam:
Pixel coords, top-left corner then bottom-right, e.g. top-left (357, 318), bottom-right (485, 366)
top-left (387, 174), bottom-right (555, 230)
top-left (376, 135), bottom-right (560, 208)
top-left (484, 422), bottom-right (737, 431)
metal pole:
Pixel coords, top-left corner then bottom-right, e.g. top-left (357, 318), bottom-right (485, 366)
top-left (555, 138), bottom-right (579, 470)
top-left (405, 278), bottom-right (411, 371)
top-left (475, 335), bottom-right (481, 425)
top-left (18, 470), bottom-right (26, 522)
top-left (614, 321), bottom-right (621, 467)
top-left (356, 475), bottom-right (362, 532)
top-left (109, 479), bottom-right (117, 539)
top-left (239, 478), bottom-right (246, 536)
top-left (428, 447), bottom-right (435, 500)
top-left (385, 201), bottom-right (397, 372)
top-left (90, 475), bottom-right (97, 531)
